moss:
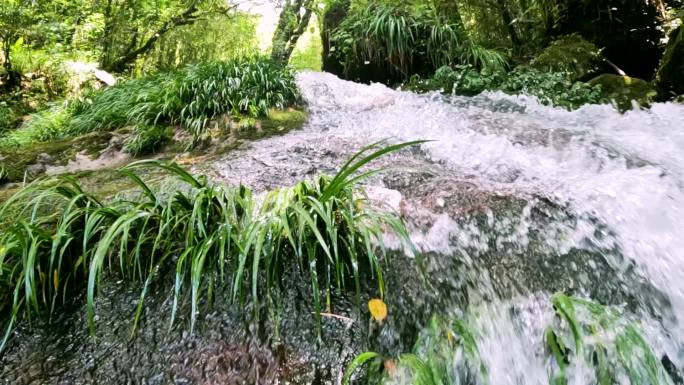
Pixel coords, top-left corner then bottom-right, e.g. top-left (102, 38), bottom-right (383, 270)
top-left (0, 131), bottom-right (114, 183)
top-left (530, 34), bottom-right (601, 81)
top-left (227, 108), bottom-right (308, 142)
top-left (0, 109), bottom-right (307, 184)
top-left (588, 74), bottom-right (657, 110)
top-left (262, 108), bottom-right (308, 133)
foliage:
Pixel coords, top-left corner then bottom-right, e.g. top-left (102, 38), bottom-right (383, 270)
top-left (123, 125), bottom-right (172, 156)
top-left (8, 39), bottom-right (70, 97)
top-left (3, 58), bottom-right (301, 146)
top-left (530, 34), bottom-right (601, 81)
top-left (344, 295), bottom-right (675, 385)
top-left (329, 2), bottom-right (508, 79)
top-left (0, 0), bottom-right (37, 74)
top-left (98, 0), bottom-right (241, 72)
top-left (0, 104), bottom-right (15, 133)
top-left (0, 102), bottom-right (74, 147)
top-left (546, 294), bottom-right (674, 385)
top-left (0, 141), bottom-right (420, 352)
top-left (137, 13), bottom-right (258, 73)
top-left (289, 25), bottom-right (324, 71)
top-left (71, 58), bottom-right (299, 139)
top-left (405, 65), bottom-right (606, 110)
top-left (343, 315), bottom-right (485, 385)
top-left (499, 67), bottom-right (606, 109)
top-left (271, 0), bottom-right (315, 64)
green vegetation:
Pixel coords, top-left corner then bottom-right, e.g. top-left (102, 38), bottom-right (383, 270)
top-left (68, 58), bottom-right (300, 139)
top-left (1, 57), bottom-right (300, 154)
top-left (343, 314), bottom-right (485, 385)
top-left (405, 65), bottom-right (606, 110)
top-left (290, 24), bottom-right (324, 71)
top-left (322, 0), bottom-right (683, 107)
top-left (546, 294), bottom-right (674, 385)
top-left (0, 141), bottom-right (419, 352)
top-left (344, 295), bottom-right (676, 385)
top-left (329, 2), bottom-right (507, 79)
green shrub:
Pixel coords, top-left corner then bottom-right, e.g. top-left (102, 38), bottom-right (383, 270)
top-left (67, 57), bottom-right (300, 139)
top-left (0, 141), bottom-right (419, 352)
top-left (344, 315), bottom-right (485, 385)
top-left (499, 67), bottom-right (606, 109)
top-left (330, 3), bottom-right (507, 78)
top-left (405, 65), bottom-right (606, 110)
top-left (530, 34), bottom-right (602, 81)
top-left (123, 125), bottom-right (172, 156)
top-left (0, 104), bottom-right (15, 133)
top-left (0, 102), bottom-right (73, 147)
top-left (10, 39), bottom-right (70, 97)
top-left (546, 294), bottom-right (675, 385)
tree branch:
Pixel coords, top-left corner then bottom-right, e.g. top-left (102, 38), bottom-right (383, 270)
top-left (104, 1), bottom-right (240, 72)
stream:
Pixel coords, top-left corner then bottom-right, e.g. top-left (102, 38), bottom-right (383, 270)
top-left (3, 71), bottom-right (684, 384)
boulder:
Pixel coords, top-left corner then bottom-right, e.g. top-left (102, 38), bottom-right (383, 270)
top-left (588, 74), bottom-right (657, 110)
top-left (530, 34), bottom-right (601, 81)
top-left (63, 61), bottom-right (117, 96)
top-left (656, 25), bottom-right (684, 98)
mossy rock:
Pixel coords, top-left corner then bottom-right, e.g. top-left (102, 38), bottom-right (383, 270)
top-left (656, 25), bottom-right (684, 99)
top-left (0, 131), bottom-right (113, 183)
top-left (588, 74), bottom-right (657, 110)
top-left (531, 34), bottom-right (602, 81)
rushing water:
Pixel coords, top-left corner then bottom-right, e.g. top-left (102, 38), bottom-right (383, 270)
top-left (209, 71), bottom-right (684, 384)
top-left (4, 72), bottom-right (684, 384)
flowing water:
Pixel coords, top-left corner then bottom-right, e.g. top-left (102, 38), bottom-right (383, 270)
top-left (4, 72), bottom-right (684, 384)
top-left (208, 71), bottom-right (684, 384)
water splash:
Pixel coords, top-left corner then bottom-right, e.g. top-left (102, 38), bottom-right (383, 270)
top-left (215, 71), bottom-right (684, 381)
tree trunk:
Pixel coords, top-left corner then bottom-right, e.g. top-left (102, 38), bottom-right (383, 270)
top-left (1, 38), bottom-right (20, 90)
top-left (270, 0), bottom-right (315, 65)
top-left (498, 0), bottom-right (522, 48)
top-left (100, 2), bottom-right (208, 72)
top-left (433, 0), bottom-right (469, 39)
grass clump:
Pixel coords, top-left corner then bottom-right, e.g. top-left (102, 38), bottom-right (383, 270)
top-left (0, 57), bottom-right (301, 154)
top-left (0, 101), bottom-right (75, 147)
top-left (329, 2), bottom-right (508, 80)
top-left (546, 294), bottom-right (675, 385)
top-left (344, 295), bottom-right (676, 385)
top-left (123, 125), bottom-right (172, 156)
top-left (343, 315), bottom-right (485, 385)
top-left (0, 141), bottom-right (420, 352)
top-left (67, 57), bottom-right (300, 140)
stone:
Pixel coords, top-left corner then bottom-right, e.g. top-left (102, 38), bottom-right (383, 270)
top-left (25, 163), bottom-right (46, 177)
top-left (588, 74), bottom-right (657, 110)
top-left (36, 152), bottom-right (53, 164)
top-left (530, 34), bottom-right (602, 81)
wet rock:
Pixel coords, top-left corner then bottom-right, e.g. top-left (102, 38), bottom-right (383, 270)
top-left (35, 152), bottom-right (53, 164)
top-left (589, 74), bottom-right (657, 110)
top-left (25, 163), bottom-right (46, 177)
top-left (530, 34), bottom-right (602, 81)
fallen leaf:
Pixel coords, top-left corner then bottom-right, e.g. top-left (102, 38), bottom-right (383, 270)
top-left (368, 298), bottom-right (388, 322)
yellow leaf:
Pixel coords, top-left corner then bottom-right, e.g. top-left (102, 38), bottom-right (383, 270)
top-left (53, 270), bottom-right (59, 291)
top-left (368, 298), bottom-right (388, 322)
